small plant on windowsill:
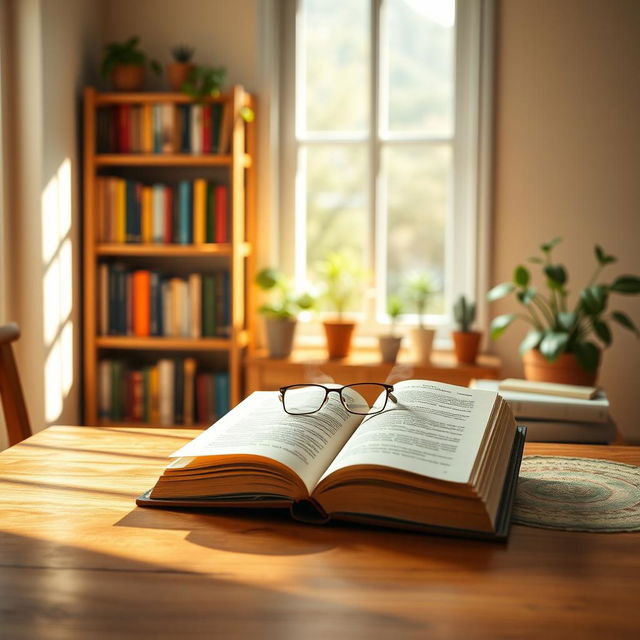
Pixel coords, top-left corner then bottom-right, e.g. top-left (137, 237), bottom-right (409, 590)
top-left (487, 237), bottom-right (640, 385)
top-left (451, 295), bottom-right (482, 364)
top-left (318, 252), bottom-right (364, 359)
top-left (405, 272), bottom-right (436, 364)
top-left (255, 267), bottom-right (315, 359)
top-left (378, 296), bottom-right (404, 363)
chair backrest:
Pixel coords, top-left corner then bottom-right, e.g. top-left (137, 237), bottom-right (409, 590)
top-left (0, 323), bottom-right (32, 446)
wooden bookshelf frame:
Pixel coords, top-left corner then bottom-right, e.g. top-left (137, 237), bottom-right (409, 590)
top-left (82, 85), bottom-right (256, 426)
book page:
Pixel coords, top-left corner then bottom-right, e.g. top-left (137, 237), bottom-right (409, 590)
top-left (170, 390), bottom-right (364, 493)
top-left (318, 380), bottom-right (499, 485)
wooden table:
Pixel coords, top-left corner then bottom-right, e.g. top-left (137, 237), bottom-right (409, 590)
top-left (1, 427), bottom-right (638, 639)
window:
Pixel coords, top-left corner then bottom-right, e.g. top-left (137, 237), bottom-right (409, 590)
top-left (280, 0), bottom-right (494, 336)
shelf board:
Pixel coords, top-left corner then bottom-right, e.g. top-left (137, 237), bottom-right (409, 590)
top-left (94, 92), bottom-right (227, 105)
top-left (96, 336), bottom-right (232, 351)
top-left (95, 153), bottom-right (237, 167)
top-left (96, 243), bottom-right (239, 257)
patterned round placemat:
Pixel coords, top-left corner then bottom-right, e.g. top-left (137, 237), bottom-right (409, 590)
top-left (512, 456), bottom-right (640, 532)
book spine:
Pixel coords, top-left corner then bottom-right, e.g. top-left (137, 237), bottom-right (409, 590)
top-left (180, 105), bottom-right (191, 152)
top-left (98, 359), bottom-right (111, 420)
top-left (163, 186), bottom-right (174, 244)
top-left (161, 103), bottom-right (175, 153)
top-left (132, 270), bottom-right (151, 337)
top-left (174, 357), bottom-right (184, 425)
top-left (205, 182), bottom-right (215, 243)
top-left (115, 179), bottom-right (126, 243)
top-left (214, 185), bottom-right (228, 243)
top-left (183, 358), bottom-right (197, 427)
top-left (201, 105), bottom-right (212, 153)
top-left (214, 371), bottom-right (230, 418)
top-left (188, 273), bottom-right (202, 338)
top-left (201, 274), bottom-right (216, 337)
top-left (98, 263), bottom-right (109, 336)
top-left (130, 369), bottom-right (144, 422)
top-left (149, 271), bottom-right (160, 336)
top-left (151, 184), bottom-right (164, 243)
top-left (141, 103), bottom-right (153, 153)
top-left (158, 359), bottom-right (175, 426)
top-left (190, 104), bottom-right (203, 154)
top-left (193, 178), bottom-right (207, 244)
top-left (211, 103), bottom-right (222, 153)
top-left (141, 185), bottom-right (153, 243)
top-left (176, 181), bottom-right (192, 244)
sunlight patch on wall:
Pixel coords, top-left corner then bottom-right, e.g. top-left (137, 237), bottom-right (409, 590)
top-left (41, 158), bottom-right (74, 423)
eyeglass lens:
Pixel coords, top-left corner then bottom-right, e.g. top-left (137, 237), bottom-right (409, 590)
top-left (282, 383), bottom-right (389, 415)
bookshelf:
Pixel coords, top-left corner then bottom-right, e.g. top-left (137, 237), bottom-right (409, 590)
top-left (82, 85), bottom-right (256, 427)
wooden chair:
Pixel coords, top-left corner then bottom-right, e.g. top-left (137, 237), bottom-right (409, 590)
top-left (0, 323), bottom-right (32, 446)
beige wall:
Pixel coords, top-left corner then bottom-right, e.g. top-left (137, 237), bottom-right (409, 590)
top-left (492, 0), bottom-right (640, 442)
top-left (5, 0), bottom-right (101, 445)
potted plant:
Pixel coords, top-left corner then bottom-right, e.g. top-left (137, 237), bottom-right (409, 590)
top-left (318, 253), bottom-right (363, 359)
top-left (166, 44), bottom-right (195, 92)
top-left (452, 295), bottom-right (482, 364)
top-left (101, 36), bottom-right (161, 91)
top-left (255, 267), bottom-right (315, 358)
top-left (405, 272), bottom-right (436, 364)
top-left (378, 296), bottom-right (404, 363)
top-left (181, 64), bottom-right (227, 100)
top-left (487, 237), bottom-right (640, 385)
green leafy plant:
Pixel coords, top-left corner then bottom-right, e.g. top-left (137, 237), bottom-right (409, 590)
top-left (487, 237), bottom-right (640, 371)
top-left (170, 44), bottom-right (195, 63)
top-left (386, 296), bottom-right (404, 336)
top-left (453, 295), bottom-right (476, 333)
top-left (181, 65), bottom-right (227, 99)
top-left (101, 36), bottom-right (161, 77)
top-left (255, 268), bottom-right (314, 320)
top-left (317, 253), bottom-right (364, 320)
top-left (405, 272), bottom-right (435, 328)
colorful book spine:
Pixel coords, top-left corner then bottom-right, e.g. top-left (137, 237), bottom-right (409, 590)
top-left (215, 371), bottom-right (230, 418)
top-left (214, 185), bottom-right (229, 243)
top-left (176, 181), bottom-right (192, 244)
top-left (151, 184), bottom-right (165, 243)
top-left (190, 104), bottom-right (203, 154)
top-left (193, 179), bottom-right (207, 244)
top-left (141, 185), bottom-right (153, 243)
top-left (132, 270), bottom-right (151, 337)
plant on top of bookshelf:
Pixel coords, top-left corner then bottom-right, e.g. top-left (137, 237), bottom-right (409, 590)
top-left (452, 295), bottom-right (482, 365)
top-left (405, 271), bottom-right (436, 364)
top-left (255, 267), bottom-right (315, 358)
top-left (181, 65), bottom-right (227, 100)
top-left (101, 36), bottom-right (161, 91)
top-left (171, 44), bottom-right (195, 63)
top-left (487, 237), bottom-right (640, 385)
top-left (167, 44), bottom-right (196, 92)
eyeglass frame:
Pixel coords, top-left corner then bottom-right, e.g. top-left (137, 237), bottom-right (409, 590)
top-left (278, 382), bottom-right (397, 416)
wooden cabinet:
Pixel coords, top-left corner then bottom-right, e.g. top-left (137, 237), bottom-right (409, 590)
top-left (246, 349), bottom-right (501, 393)
top-left (82, 86), bottom-right (256, 427)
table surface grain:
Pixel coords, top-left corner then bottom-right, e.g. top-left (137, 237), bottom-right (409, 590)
top-left (0, 426), bottom-right (638, 639)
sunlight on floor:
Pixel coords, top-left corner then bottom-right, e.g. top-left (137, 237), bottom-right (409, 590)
top-left (41, 158), bottom-right (74, 422)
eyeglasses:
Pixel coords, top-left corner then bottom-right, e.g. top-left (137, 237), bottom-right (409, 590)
top-left (278, 383), bottom-right (397, 416)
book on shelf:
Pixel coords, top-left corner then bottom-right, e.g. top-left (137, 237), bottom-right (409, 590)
top-left (471, 379), bottom-right (609, 424)
top-left (99, 358), bottom-right (229, 425)
top-left (97, 101), bottom-right (230, 156)
top-left (96, 177), bottom-right (229, 246)
top-left (137, 379), bottom-right (526, 540)
top-left (99, 266), bottom-right (230, 338)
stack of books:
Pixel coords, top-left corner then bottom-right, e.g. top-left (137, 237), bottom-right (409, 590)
top-left (471, 378), bottom-right (616, 443)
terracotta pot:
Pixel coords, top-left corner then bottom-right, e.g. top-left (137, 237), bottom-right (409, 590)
top-left (522, 349), bottom-right (598, 386)
top-left (410, 327), bottom-right (435, 364)
top-left (166, 62), bottom-right (194, 92)
top-left (264, 317), bottom-right (296, 359)
top-left (111, 65), bottom-right (145, 91)
top-left (452, 330), bottom-right (482, 365)
top-left (378, 335), bottom-right (402, 363)
top-left (323, 321), bottom-right (355, 359)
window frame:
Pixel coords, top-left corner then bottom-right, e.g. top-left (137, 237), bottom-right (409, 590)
top-left (278, 0), bottom-right (495, 342)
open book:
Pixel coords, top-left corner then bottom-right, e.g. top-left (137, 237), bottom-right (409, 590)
top-left (137, 380), bottom-right (526, 540)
